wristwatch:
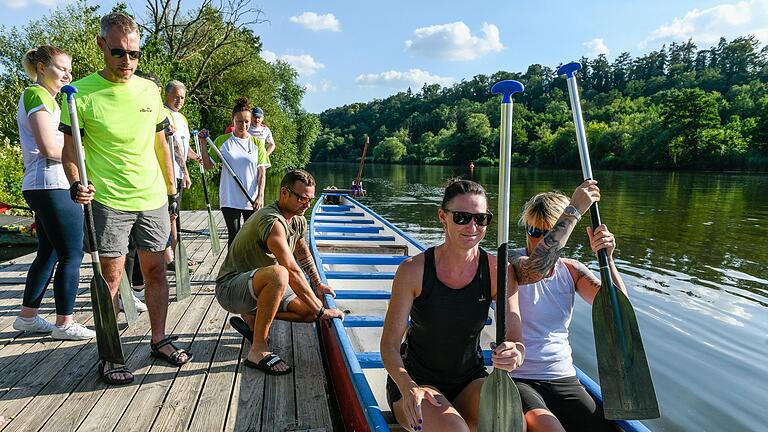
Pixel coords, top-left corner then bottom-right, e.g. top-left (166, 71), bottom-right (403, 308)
top-left (563, 205), bottom-right (582, 221)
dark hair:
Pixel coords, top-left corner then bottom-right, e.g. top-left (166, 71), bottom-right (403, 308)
top-left (232, 97), bottom-right (252, 117)
top-left (135, 69), bottom-right (161, 88)
top-left (440, 178), bottom-right (489, 210)
top-left (22, 45), bottom-right (69, 81)
top-left (280, 169), bottom-right (316, 189)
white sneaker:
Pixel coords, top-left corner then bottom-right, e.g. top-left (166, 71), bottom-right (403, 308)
top-left (119, 291), bottom-right (148, 312)
top-left (51, 322), bottom-right (96, 340)
top-left (13, 315), bottom-right (57, 333)
top-left (132, 289), bottom-right (145, 302)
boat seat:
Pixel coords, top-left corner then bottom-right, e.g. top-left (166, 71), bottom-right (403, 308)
top-left (312, 217), bottom-right (375, 224)
top-left (335, 290), bottom-right (391, 299)
top-left (314, 225), bottom-right (384, 233)
top-left (317, 211), bottom-right (365, 217)
top-left (315, 235), bottom-right (396, 241)
top-left (319, 254), bottom-right (408, 265)
top-left (324, 271), bottom-right (396, 280)
top-left (316, 244), bottom-right (409, 255)
top-left (344, 316), bottom-right (492, 328)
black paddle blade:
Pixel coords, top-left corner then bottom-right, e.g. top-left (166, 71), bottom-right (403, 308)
top-left (478, 369), bottom-right (524, 432)
top-left (175, 240), bottom-right (191, 300)
top-left (593, 283), bottom-right (659, 420)
top-left (207, 209), bottom-right (221, 255)
top-left (90, 273), bottom-right (125, 364)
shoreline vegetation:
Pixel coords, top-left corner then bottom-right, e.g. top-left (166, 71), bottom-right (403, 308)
top-left (314, 37), bottom-right (768, 173)
top-left (1, 2), bottom-right (766, 214)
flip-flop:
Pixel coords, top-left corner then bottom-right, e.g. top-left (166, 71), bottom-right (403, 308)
top-left (244, 353), bottom-right (292, 375)
top-left (230, 316), bottom-right (270, 345)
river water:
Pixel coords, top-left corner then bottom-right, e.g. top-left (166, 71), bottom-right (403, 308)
top-left (186, 162), bottom-right (768, 432)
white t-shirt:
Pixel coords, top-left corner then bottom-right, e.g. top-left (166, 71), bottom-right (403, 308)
top-left (167, 109), bottom-right (190, 180)
top-left (211, 133), bottom-right (271, 210)
top-left (510, 259), bottom-right (577, 380)
top-left (248, 124), bottom-right (274, 148)
top-left (17, 85), bottom-right (69, 190)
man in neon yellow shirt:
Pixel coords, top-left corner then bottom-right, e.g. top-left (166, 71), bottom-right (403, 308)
top-left (61, 12), bottom-right (193, 385)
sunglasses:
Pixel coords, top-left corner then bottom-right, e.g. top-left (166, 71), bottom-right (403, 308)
top-left (103, 39), bottom-right (142, 60)
top-left (526, 225), bottom-right (549, 238)
top-left (286, 187), bottom-right (314, 205)
top-left (444, 210), bottom-right (493, 226)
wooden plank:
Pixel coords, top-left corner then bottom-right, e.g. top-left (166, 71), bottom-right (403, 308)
top-left (293, 322), bottom-right (333, 430)
top-left (261, 320), bottom-right (297, 431)
top-left (224, 338), bottom-right (266, 432)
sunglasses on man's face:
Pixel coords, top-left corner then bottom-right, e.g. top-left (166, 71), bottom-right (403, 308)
top-left (444, 210), bottom-right (493, 226)
top-left (286, 187), bottom-right (314, 205)
top-left (526, 225), bottom-right (549, 238)
top-left (102, 39), bottom-right (141, 60)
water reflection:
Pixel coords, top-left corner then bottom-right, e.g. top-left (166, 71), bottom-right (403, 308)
top-left (184, 162), bottom-right (768, 431)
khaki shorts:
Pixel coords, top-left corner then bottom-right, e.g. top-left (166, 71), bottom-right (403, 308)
top-left (91, 200), bottom-right (170, 257)
top-left (215, 269), bottom-right (297, 315)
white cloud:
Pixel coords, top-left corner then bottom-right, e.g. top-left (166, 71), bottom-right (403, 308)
top-left (405, 21), bottom-right (503, 61)
top-left (305, 80), bottom-right (334, 93)
top-left (289, 12), bottom-right (341, 32)
top-left (355, 69), bottom-right (454, 89)
top-left (261, 50), bottom-right (277, 63)
top-left (641, 0), bottom-right (768, 48)
top-left (583, 38), bottom-right (610, 57)
top-left (261, 51), bottom-right (324, 76)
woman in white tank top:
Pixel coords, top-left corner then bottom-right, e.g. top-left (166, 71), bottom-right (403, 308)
top-left (507, 181), bottom-right (629, 432)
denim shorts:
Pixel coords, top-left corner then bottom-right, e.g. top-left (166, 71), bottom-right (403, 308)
top-left (90, 200), bottom-right (170, 256)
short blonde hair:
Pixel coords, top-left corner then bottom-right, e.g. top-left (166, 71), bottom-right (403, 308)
top-left (519, 191), bottom-right (569, 230)
top-left (21, 45), bottom-right (69, 81)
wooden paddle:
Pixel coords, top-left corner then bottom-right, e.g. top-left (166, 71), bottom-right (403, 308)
top-left (169, 134), bottom-right (191, 301)
top-left (62, 85), bottom-right (125, 365)
top-left (191, 131), bottom-right (221, 255)
top-left (478, 80), bottom-right (526, 432)
top-left (118, 269), bottom-right (138, 325)
top-left (557, 62), bottom-right (659, 420)
top-left (205, 136), bottom-right (256, 206)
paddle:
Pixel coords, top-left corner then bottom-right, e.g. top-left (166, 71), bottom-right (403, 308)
top-left (169, 134), bottom-right (191, 301)
top-left (557, 62), bottom-right (659, 420)
top-left (350, 136), bottom-right (369, 197)
top-left (191, 130), bottom-right (221, 255)
top-left (118, 269), bottom-right (138, 325)
top-left (61, 85), bottom-right (125, 365)
top-left (205, 135), bottom-right (255, 205)
top-left (478, 80), bottom-right (525, 432)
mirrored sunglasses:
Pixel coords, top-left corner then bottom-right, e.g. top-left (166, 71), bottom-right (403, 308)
top-left (444, 210), bottom-right (493, 226)
top-left (526, 225), bottom-right (549, 238)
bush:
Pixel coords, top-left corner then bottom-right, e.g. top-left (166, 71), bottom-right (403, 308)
top-left (0, 136), bottom-right (26, 213)
top-left (474, 156), bottom-right (496, 166)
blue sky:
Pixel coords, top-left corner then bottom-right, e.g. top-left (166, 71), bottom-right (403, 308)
top-left (2, 0), bottom-right (767, 113)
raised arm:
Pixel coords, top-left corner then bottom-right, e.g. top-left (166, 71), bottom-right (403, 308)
top-left (509, 179), bottom-right (600, 284)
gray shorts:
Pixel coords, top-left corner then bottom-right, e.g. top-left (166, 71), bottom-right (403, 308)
top-left (215, 269), bottom-right (297, 315)
top-left (91, 200), bottom-right (171, 257)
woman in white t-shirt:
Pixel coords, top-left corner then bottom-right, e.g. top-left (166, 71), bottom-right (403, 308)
top-left (509, 183), bottom-right (621, 432)
top-left (200, 97), bottom-right (270, 247)
top-left (248, 107), bottom-right (276, 156)
top-left (13, 45), bottom-right (94, 341)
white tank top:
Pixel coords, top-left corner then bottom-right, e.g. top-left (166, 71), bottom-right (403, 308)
top-left (511, 259), bottom-right (576, 380)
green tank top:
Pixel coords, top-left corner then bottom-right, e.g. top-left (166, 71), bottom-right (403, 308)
top-left (216, 202), bottom-right (307, 284)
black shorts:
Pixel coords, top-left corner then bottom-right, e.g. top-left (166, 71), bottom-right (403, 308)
top-left (386, 368), bottom-right (489, 411)
top-left (513, 376), bottom-right (613, 432)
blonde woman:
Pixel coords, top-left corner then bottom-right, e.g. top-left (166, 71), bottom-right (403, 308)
top-left (14, 46), bottom-right (95, 340)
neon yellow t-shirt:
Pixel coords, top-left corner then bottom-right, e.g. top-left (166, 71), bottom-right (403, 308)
top-left (59, 73), bottom-right (169, 211)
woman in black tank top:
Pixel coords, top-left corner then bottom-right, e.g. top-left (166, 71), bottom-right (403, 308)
top-left (381, 179), bottom-right (525, 432)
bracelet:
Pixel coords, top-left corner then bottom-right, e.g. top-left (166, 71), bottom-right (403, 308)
top-left (315, 306), bottom-right (325, 321)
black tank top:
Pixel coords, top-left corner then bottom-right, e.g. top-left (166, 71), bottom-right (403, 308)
top-left (403, 247), bottom-right (492, 385)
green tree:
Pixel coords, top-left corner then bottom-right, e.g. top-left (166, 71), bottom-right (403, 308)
top-left (373, 137), bottom-right (406, 163)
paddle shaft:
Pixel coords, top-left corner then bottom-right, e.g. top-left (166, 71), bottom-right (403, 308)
top-left (495, 99), bottom-right (515, 344)
top-left (205, 136), bottom-right (255, 205)
top-left (192, 133), bottom-right (215, 212)
top-left (62, 85), bottom-right (125, 365)
top-left (353, 136), bottom-right (369, 187)
top-left (564, 74), bottom-right (624, 333)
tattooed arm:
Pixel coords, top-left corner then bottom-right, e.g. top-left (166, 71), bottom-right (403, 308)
top-left (509, 180), bottom-right (601, 285)
top-left (564, 223), bottom-right (628, 304)
top-left (294, 237), bottom-right (336, 297)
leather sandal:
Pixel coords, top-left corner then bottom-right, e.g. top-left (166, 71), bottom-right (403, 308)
top-left (150, 336), bottom-right (193, 366)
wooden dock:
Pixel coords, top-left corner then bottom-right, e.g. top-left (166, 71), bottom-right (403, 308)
top-left (0, 210), bottom-right (334, 432)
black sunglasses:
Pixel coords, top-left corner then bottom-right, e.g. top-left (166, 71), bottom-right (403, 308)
top-left (286, 187), bottom-right (314, 205)
top-left (103, 39), bottom-right (141, 60)
top-left (526, 225), bottom-right (549, 238)
top-left (444, 210), bottom-right (493, 226)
